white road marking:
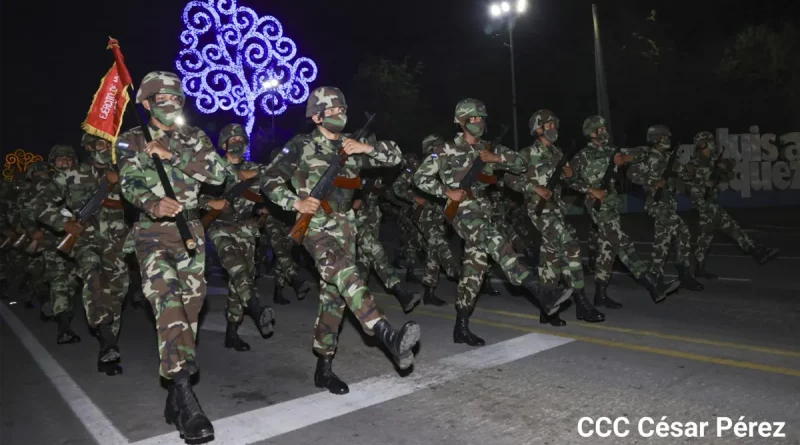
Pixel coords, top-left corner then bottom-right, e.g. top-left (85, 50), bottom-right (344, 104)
top-left (130, 332), bottom-right (573, 445)
top-left (0, 303), bottom-right (129, 445)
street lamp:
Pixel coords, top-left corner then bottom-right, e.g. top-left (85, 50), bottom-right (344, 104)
top-left (489, 0), bottom-right (527, 150)
top-left (262, 78), bottom-right (281, 142)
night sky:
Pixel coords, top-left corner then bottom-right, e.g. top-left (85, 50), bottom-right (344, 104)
top-left (2, 0), bottom-right (798, 160)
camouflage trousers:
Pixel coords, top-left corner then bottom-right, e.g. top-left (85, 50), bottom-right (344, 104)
top-left (208, 221), bottom-right (257, 324)
top-left (75, 234), bottom-right (129, 336)
top-left (527, 207), bottom-right (584, 289)
top-left (3, 249), bottom-right (47, 302)
top-left (452, 199), bottom-right (531, 313)
top-left (696, 201), bottom-right (754, 264)
top-left (356, 215), bottom-right (401, 289)
top-left (42, 249), bottom-right (78, 316)
top-left (646, 206), bottom-right (691, 276)
top-left (416, 205), bottom-right (458, 288)
top-left (494, 214), bottom-right (527, 255)
top-left (588, 209), bottom-right (647, 283)
top-left (303, 210), bottom-right (385, 356)
top-left (132, 220), bottom-right (207, 379)
top-left (264, 215), bottom-right (299, 287)
top-left (398, 208), bottom-right (423, 263)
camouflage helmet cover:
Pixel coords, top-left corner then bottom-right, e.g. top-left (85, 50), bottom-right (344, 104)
top-left (305, 86), bottom-right (347, 118)
top-left (218, 123), bottom-right (249, 149)
top-left (693, 131), bottom-right (714, 146)
top-left (80, 133), bottom-right (107, 147)
top-left (529, 109), bottom-right (559, 135)
top-left (647, 124), bottom-right (672, 144)
top-left (421, 134), bottom-right (444, 155)
top-left (135, 71), bottom-right (185, 104)
top-left (582, 115), bottom-right (607, 137)
top-left (48, 144), bottom-right (77, 164)
top-left (25, 161), bottom-right (49, 179)
top-left (454, 98), bottom-right (488, 123)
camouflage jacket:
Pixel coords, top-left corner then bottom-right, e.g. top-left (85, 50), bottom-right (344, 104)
top-left (19, 176), bottom-right (53, 232)
top-left (116, 123), bottom-right (227, 226)
top-left (262, 127), bottom-right (402, 226)
top-left (511, 140), bottom-right (582, 214)
top-left (2, 182), bottom-right (21, 232)
top-left (414, 133), bottom-right (524, 208)
top-left (626, 146), bottom-right (684, 213)
top-left (679, 155), bottom-right (735, 206)
top-left (35, 164), bottom-right (127, 240)
top-left (200, 160), bottom-right (266, 224)
top-left (571, 142), bottom-right (645, 216)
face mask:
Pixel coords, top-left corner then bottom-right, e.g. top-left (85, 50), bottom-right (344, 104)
top-left (321, 113), bottom-right (347, 133)
top-left (544, 128), bottom-right (558, 143)
top-left (596, 132), bottom-right (610, 145)
top-left (658, 140), bottom-right (671, 150)
top-left (465, 121), bottom-right (485, 138)
top-left (151, 99), bottom-right (183, 126)
top-left (226, 141), bottom-right (248, 157)
top-left (90, 148), bottom-right (112, 165)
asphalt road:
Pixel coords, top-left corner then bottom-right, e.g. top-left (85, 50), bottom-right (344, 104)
top-left (2, 208), bottom-right (799, 445)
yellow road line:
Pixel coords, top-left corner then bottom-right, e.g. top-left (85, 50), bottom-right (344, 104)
top-left (391, 305), bottom-right (800, 378)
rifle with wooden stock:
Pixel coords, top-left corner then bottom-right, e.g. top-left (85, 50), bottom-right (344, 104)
top-left (534, 142), bottom-right (581, 216)
top-left (288, 112), bottom-right (376, 244)
top-left (54, 174), bottom-right (120, 254)
top-left (443, 125), bottom-right (508, 222)
top-left (592, 147), bottom-right (622, 211)
top-left (200, 177), bottom-right (261, 229)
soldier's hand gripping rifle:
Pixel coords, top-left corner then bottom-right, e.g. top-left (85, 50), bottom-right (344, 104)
top-left (443, 125), bottom-right (508, 222)
top-left (534, 143), bottom-right (581, 216)
top-left (653, 143), bottom-right (680, 203)
top-left (200, 177), bottom-right (260, 229)
top-left (287, 112), bottom-right (376, 244)
top-left (55, 174), bottom-right (119, 254)
top-left (592, 147), bottom-right (622, 211)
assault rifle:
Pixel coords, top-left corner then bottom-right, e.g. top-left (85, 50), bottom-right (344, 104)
top-left (55, 174), bottom-right (118, 254)
top-left (200, 177), bottom-right (260, 229)
top-left (534, 143), bottom-right (581, 216)
top-left (653, 143), bottom-right (680, 203)
top-left (443, 125), bottom-right (508, 222)
top-left (287, 112), bottom-right (376, 244)
top-left (704, 146), bottom-right (727, 201)
top-left (592, 147), bottom-right (622, 211)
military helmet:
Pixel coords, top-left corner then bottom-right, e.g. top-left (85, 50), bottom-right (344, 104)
top-left (135, 71), bottom-right (185, 104)
top-left (421, 134), bottom-right (444, 156)
top-left (582, 115), bottom-right (607, 137)
top-left (646, 124), bottom-right (672, 144)
top-left (48, 144), bottom-right (76, 164)
top-left (80, 133), bottom-right (107, 147)
top-left (529, 109), bottom-right (559, 135)
top-left (25, 161), bottom-right (49, 179)
top-left (453, 98), bottom-right (488, 124)
top-left (693, 131), bottom-right (714, 146)
top-left (305, 86), bottom-right (347, 118)
top-left (218, 123), bottom-right (249, 149)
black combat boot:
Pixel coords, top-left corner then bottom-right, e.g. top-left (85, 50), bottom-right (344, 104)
top-left (314, 355), bottom-right (349, 395)
top-left (639, 272), bottom-right (680, 303)
top-left (573, 288), bottom-right (606, 322)
top-left (593, 280), bottom-right (622, 309)
top-left (291, 275), bottom-right (312, 300)
top-left (481, 277), bottom-right (500, 296)
top-left (96, 323), bottom-right (122, 376)
top-left (422, 286), bottom-right (447, 306)
top-left (677, 265), bottom-right (704, 291)
top-left (752, 245), bottom-right (779, 266)
top-left (373, 318), bottom-right (420, 369)
top-left (224, 321), bottom-right (250, 352)
top-left (391, 283), bottom-right (421, 313)
top-left (694, 259), bottom-right (717, 279)
top-left (521, 276), bottom-right (573, 316)
top-left (272, 282), bottom-right (290, 305)
top-left (170, 372), bottom-right (214, 444)
top-left (246, 292), bottom-right (275, 337)
top-left (453, 310), bottom-right (485, 346)
top-left (55, 312), bottom-right (81, 344)
top-left (405, 265), bottom-right (420, 283)
top-left (539, 310), bottom-right (566, 327)
top-left (164, 382), bottom-right (179, 426)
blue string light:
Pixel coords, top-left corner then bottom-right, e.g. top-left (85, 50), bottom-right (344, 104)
top-left (176, 0), bottom-right (318, 159)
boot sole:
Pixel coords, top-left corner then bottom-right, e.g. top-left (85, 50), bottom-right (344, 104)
top-left (182, 427), bottom-right (215, 444)
top-left (397, 323), bottom-right (421, 356)
top-left (402, 292), bottom-right (422, 313)
top-left (544, 288), bottom-right (573, 316)
top-left (756, 250), bottom-right (780, 265)
top-left (257, 307), bottom-right (276, 337)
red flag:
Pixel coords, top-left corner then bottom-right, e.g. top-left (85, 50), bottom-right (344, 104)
top-left (81, 63), bottom-right (130, 163)
top-left (107, 38), bottom-right (133, 87)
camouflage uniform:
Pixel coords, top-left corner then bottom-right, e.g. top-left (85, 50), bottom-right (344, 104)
top-left (201, 123), bottom-right (277, 352)
top-left (414, 100), bottom-right (571, 344)
top-left (681, 132), bottom-right (778, 275)
top-left (627, 125), bottom-right (703, 291)
top-left (262, 86), bottom-right (421, 394)
top-left (118, 71), bottom-right (219, 441)
top-left (508, 109), bottom-right (604, 324)
top-left (572, 116), bottom-right (680, 307)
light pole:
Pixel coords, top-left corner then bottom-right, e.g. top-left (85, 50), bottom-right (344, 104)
top-left (261, 78), bottom-right (281, 143)
top-left (489, 0), bottom-right (527, 150)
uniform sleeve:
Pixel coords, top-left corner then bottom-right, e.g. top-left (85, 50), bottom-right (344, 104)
top-left (362, 140), bottom-right (402, 167)
top-left (117, 133), bottom-right (163, 218)
top-left (391, 170), bottom-right (416, 203)
top-left (35, 178), bottom-right (69, 232)
top-left (262, 144), bottom-right (301, 212)
top-left (566, 155), bottom-right (590, 194)
top-left (493, 145), bottom-right (526, 174)
top-left (621, 146), bottom-right (647, 164)
top-left (168, 129), bottom-right (226, 185)
top-left (413, 153), bottom-right (448, 199)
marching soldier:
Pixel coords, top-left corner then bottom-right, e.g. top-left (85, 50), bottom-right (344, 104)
top-left (262, 86), bottom-right (421, 395)
top-left (627, 125), bottom-right (704, 291)
top-left (117, 71), bottom-right (226, 442)
top-left (414, 99), bottom-right (572, 345)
